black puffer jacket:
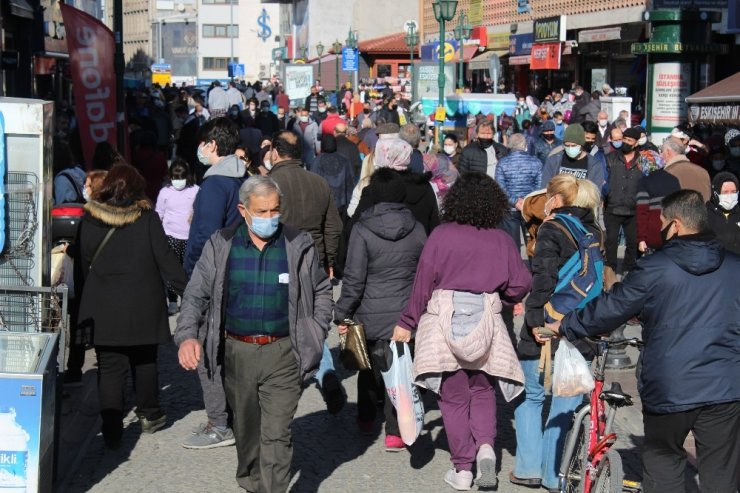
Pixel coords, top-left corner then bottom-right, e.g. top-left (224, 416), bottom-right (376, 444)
top-left (520, 206), bottom-right (600, 359)
top-left (334, 203), bottom-right (427, 340)
top-left (707, 172), bottom-right (740, 255)
top-left (605, 150), bottom-right (642, 215)
top-left (457, 140), bottom-right (509, 175)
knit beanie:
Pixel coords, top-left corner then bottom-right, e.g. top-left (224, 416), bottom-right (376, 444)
top-left (563, 124), bottom-right (586, 145)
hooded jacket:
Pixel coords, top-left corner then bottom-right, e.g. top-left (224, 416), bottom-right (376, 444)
top-left (334, 203), bottom-right (427, 340)
top-left (174, 223), bottom-right (332, 384)
top-left (75, 200), bottom-right (188, 346)
top-left (542, 150), bottom-right (606, 191)
top-left (561, 232), bottom-right (740, 414)
top-left (707, 172), bottom-right (740, 255)
top-left (183, 154), bottom-right (245, 275)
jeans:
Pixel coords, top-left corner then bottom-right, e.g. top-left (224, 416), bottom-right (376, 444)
top-left (499, 210), bottom-right (526, 254)
top-left (514, 359), bottom-right (585, 489)
top-left (315, 341), bottom-right (336, 387)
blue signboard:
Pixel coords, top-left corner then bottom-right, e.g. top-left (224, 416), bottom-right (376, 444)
top-left (420, 40), bottom-right (459, 62)
top-left (509, 33), bottom-right (534, 56)
top-left (228, 63), bottom-right (245, 78)
top-left (341, 47), bottom-right (358, 72)
top-left (518, 0), bottom-right (531, 14)
top-left (0, 111), bottom-right (5, 252)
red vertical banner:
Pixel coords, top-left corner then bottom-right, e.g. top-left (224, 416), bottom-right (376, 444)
top-left (60, 4), bottom-right (118, 168)
top-left (530, 43), bottom-right (561, 70)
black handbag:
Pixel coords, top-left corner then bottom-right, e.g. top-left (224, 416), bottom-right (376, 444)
top-left (338, 319), bottom-right (372, 371)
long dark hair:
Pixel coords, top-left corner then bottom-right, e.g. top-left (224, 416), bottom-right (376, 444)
top-left (96, 163), bottom-right (147, 207)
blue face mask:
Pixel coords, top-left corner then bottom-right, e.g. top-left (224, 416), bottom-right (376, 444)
top-left (612, 141), bottom-right (623, 149)
top-left (247, 212), bottom-right (280, 239)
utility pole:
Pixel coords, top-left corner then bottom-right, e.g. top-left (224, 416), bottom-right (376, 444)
top-left (114, 0), bottom-right (125, 152)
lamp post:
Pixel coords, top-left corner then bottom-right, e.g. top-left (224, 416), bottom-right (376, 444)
top-left (453, 11), bottom-right (472, 92)
top-left (316, 41), bottom-right (324, 82)
top-left (404, 23), bottom-right (419, 103)
top-left (332, 39), bottom-right (342, 94)
top-left (345, 28), bottom-right (358, 92)
top-left (432, 0), bottom-right (458, 144)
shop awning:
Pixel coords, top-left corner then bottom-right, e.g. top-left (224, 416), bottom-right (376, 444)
top-left (686, 72), bottom-right (740, 125)
top-left (468, 50), bottom-right (509, 71)
top-left (452, 46), bottom-right (479, 63)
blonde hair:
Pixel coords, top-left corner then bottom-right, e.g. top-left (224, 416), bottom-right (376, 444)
top-left (547, 173), bottom-right (601, 214)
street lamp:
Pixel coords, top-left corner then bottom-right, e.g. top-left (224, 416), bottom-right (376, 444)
top-left (404, 23), bottom-right (419, 103)
top-left (332, 39), bottom-right (342, 94)
top-left (316, 41), bottom-right (324, 82)
top-left (433, 0), bottom-right (458, 143)
top-left (453, 12), bottom-right (472, 91)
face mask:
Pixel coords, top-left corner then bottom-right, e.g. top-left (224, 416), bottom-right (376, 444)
top-left (719, 192), bottom-right (738, 210)
top-left (712, 160), bottom-right (725, 171)
top-left (684, 146), bottom-right (690, 154)
top-left (443, 145), bottom-right (456, 156)
top-left (565, 145), bottom-right (581, 159)
top-left (660, 221), bottom-right (674, 243)
top-left (263, 159), bottom-right (273, 171)
top-left (478, 138), bottom-right (493, 149)
top-left (363, 109), bottom-right (370, 115)
top-left (621, 143), bottom-right (634, 154)
top-left (197, 144), bottom-right (211, 165)
top-left (299, 115), bottom-right (309, 123)
top-left (172, 179), bottom-right (187, 190)
top-left (638, 136), bottom-right (648, 146)
top-left (612, 141), bottom-right (623, 149)
top-left (554, 120), bottom-right (562, 126)
top-left (249, 105), bottom-right (256, 112)
top-left (730, 146), bottom-right (740, 158)
top-left (82, 188), bottom-right (90, 202)
top-left (583, 142), bottom-right (595, 153)
top-left (318, 107), bottom-right (326, 113)
top-left (544, 196), bottom-right (555, 216)
top-left (543, 133), bottom-right (554, 142)
top-left (247, 212), bottom-right (280, 239)
top-left (598, 119), bottom-right (608, 128)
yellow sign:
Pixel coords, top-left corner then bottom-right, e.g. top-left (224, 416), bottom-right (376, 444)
top-left (435, 106), bottom-right (446, 122)
top-left (469, 0), bottom-right (483, 25)
top-left (487, 32), bottom-right (510, 50)
top-left (152, 72), bottom-right (171, 86)
top-left (438, 42), bottom-right (456, 63)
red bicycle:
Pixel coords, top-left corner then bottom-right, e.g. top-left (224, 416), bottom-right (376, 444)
top-left (558, 337), bottom-right (643, 493)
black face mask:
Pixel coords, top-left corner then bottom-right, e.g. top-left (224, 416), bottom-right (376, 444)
top-left (363, 109), bottom-right (370, 115)
top-left (543, 133), bottom-right (554, 142)
top-left (621, 143), bottom-right (634, 154)
top-left (660, 221), bottom-right (674, 243)
top-left (479, 138), bottom-right (494, 149)
top-left (583, 141), bottom-right (595, 152)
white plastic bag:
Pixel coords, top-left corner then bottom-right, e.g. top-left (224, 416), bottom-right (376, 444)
top-left (552, 339), bottom-right (594, 397)
top-left (380, 342), bottom-right (424, 445)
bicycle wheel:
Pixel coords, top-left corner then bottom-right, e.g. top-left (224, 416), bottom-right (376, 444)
top-left (560, 411), bottom-right (590, 493)
top-left (593, 449), bottom-right (624, 493)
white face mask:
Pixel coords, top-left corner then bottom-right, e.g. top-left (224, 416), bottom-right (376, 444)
top-left (299, 115), bottom-right (309, 123)
top-left (263, 159), bottom-right (273, 171)
top-left (638, 136), bottom-right (648, 146)
top-left (443, 145), bottom-right (456, 156)
top-left (719, 192), bottom-right (738, 210)
top-left (172, 179), bottom-right (187, 190)
top-left (82, 188), bottom-right (90, 202)
top-left (598, 119), bottom-right (608, 128)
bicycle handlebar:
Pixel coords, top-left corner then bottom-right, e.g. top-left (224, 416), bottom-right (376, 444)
top-left (585, 336), bottom-right (644, 348)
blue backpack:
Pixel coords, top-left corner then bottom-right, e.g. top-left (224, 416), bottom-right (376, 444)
top-left (544, 213), bottom-right (604, 323)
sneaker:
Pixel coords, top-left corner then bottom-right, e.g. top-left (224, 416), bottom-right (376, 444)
top-left (443, 468), bottom-right (473, 491)
top-left (140, 414), bottom-right (167, 434)
top-left (190, 422), bottom-right (209, 435)
top-left (321, 373), bottom-right (346, 415)
top-left (508, 471), bottom-right (541, 488)
top-left (167, 301), bottom-right (179, 316)
top-left (475, 444), bottom-right (497, 488)
top-left (384, 434), bottom-right (405, 452)
top-left (182, 423), bottom-right (235, 449)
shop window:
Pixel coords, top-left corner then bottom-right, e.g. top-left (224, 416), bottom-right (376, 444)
top-left (202, 57), bottom-right (237, 70)
top-left (376, 64), bottom-right (392, 78)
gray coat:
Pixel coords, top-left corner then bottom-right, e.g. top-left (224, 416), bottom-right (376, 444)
top-left (174, 223), bottom-right (333, 384)
top-left (334, 203), bottom-right (427, 340)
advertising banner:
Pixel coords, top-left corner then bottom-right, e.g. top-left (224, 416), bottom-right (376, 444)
top-left (342, 48), bottom-right (358, 72)
top-left (534, 16), bottom-right (566, 43)
top-left (420, 40), bottom-right (459, 63)
top-left (650, 62), bottom-right (691, 129)
top-left (530, 43), bottom-right (561, 70)
top-left (161, 22), bottom-right (197, 77)
top-left (509, 33), bottom-right (534, 56)
top-left (416, 63), bottom-right (456, 101)
top-left (284, 64), bottom-right (314, 101)
top-left (0, 378), bottom-right (41, 493)
top-left (60, 4), bottom-right (117, 167)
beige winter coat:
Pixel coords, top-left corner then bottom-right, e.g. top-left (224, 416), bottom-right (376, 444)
top-left (412, 289), bottom-right (524, 401)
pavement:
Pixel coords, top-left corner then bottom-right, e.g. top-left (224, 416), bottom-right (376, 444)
top-left (53, 302), bottom-right (695, 492)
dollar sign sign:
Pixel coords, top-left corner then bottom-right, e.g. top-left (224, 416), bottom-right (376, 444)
top-left (257, 9), bottom-right (272, 42)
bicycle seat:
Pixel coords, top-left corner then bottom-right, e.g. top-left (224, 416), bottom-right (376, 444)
top-left (599, 382), bottom-right (633, 407)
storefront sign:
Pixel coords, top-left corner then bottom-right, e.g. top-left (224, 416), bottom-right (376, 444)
top-left (632, 42), bottom-right (728, 54)
top-left (487, 32), bottom-right (510, 51)
top-left (578, 27), bottom-right (621, 44)
top-left (509, 33), bottom-right (534, 56)
top-left (421, 40), bottom-right (459, 63)
top-left (530, 43), bottom-right (561, 70)
top-left (650, 62), bottom-right (691, 129)
top-left (653, 0), bottom-right (727, 7)
top-left (508, 55), bottom-right (531, 65)
top-left (534, 16), bottom-right (565, 43)
top-left (60, 3), bottom-right (117, 167)
top-left (161, 22), bottom-right (197, 77)
top-left (688, 104), bottom-right (740, 124)
top-left (469, 0), bottom-right (483, 25)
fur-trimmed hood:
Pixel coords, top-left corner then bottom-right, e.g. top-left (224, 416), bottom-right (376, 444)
top-left (84, 199), bottom-right (152, 227)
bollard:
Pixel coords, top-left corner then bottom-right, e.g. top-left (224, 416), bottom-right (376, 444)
top-left (605, 324), bottom-right (635, 369)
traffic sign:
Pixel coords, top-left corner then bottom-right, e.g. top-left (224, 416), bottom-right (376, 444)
top-left (342, 47), bottom-right (358, 72)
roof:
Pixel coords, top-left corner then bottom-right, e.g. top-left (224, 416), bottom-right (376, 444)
top-left (358, 32), bottom-right (418, 55)
top-left (686, 72), bottom-right (740, 104)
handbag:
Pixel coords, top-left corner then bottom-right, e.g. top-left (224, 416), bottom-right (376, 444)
top-left (338, 319), bottom-right (371, 371)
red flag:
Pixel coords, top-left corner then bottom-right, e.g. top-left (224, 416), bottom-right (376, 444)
top-left (61, 4), bottom-right (118, 168)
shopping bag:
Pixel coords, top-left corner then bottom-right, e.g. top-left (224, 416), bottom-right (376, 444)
top-left (380, 342), bottom-right (424, 445)
top-left (552, 339), bottom-right (594, 397)
top-left (338, 320), bottom-right (372, 371)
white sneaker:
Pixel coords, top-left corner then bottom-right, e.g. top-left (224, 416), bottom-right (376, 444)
top-left (444, 468), bottom-right (473, 491)
top-left (475, 443), bottom-right (498, 488)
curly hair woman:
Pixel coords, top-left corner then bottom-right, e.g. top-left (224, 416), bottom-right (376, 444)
top-left (392, 172), bottom-right (532, 490)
